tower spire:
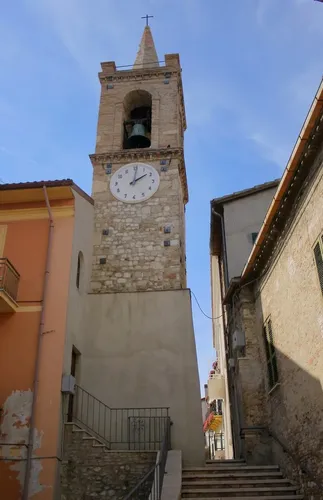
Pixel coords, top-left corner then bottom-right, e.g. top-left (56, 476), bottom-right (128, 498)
top-left (134, 24), bottom-right (159, 69)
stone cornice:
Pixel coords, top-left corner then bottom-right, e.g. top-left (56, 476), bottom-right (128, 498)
top-left (90, 148), bottom-right (188, 204)
top-left (99, 68), bottom-right (179, 84)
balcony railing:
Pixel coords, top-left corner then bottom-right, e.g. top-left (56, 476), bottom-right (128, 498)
top-left (0, 258), bottom-right (20, 305)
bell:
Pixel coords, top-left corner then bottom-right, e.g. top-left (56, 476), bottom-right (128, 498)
top-left (126, 123), bottom-right (151, 149)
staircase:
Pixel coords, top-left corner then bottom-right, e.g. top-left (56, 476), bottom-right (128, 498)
top-left (181, 459), bottom-right (303, 499)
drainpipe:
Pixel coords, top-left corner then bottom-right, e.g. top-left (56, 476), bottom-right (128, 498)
top-left (22, 186), bottom-right (54, 500)
top-left (212, 209), bottom-right (229, 290)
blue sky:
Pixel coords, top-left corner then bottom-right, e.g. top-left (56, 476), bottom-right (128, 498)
top-left (1, 0), bottom-right (322, 391)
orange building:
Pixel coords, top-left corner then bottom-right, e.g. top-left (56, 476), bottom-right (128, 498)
top-left (0, 180), bottom-right (93, 499)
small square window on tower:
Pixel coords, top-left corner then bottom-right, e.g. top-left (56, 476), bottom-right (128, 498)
top-left (251, 232), bottom-right (259, 245)
top-left (105, 164), bottom-right (112, 174)
top-left (164, 240), bottom-right (171, 247)
top-left (99, 257), bottom-right (106, 265)
top-left (164, 226), bottom-right (171, 234)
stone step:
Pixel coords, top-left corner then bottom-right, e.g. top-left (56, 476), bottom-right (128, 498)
top-left (181, 497), bottom-right (303, 500)
top-left (182, 479), bottom-right (292, 488)
top-left (183, 472), bottom-right (284, 479)
top-left (181, 486), bottom-right (298, 497)
top-left (206, 459), bottom-right (246, 464)
top-left (205, 460), bottom-right (246, 465)
top-left (184, 466), bottom-right (280, 474)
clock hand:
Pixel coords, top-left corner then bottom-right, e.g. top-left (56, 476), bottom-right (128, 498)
top-left (131, 166), bottom-right (138, 185)
top-left (130, 174), bottom-right (147, 185)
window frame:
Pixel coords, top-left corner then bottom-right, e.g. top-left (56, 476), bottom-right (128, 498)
top-left (313, 234), bottom-right (323, 294)
top-left (263, 317), bottom-right (279, 389)
top-left (76, 251), bottom-right (83, 291)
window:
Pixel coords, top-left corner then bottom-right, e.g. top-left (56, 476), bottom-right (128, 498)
top-left (76, 251), bottom-right (83, 290)
top-left (313, 236), bottom-right (323, 294)
top-left (251, 232), bottom-right (259, 245)
top-left (263, 318), bottom-right (279, 389)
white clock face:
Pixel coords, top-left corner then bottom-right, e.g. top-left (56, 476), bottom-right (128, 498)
top-left (110, 163), bottom-right (160, 203)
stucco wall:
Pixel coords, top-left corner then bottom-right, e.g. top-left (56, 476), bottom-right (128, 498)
top-left (223, 187), bottom-right (277, 280)
top-left (79, 289), bottom-right (204, 466)
top-left (0, 203), bottom-right (75, 499)
top-left (63, 189), bottom-right (94, 377)
top-left (254, 164), bottom-right (323, 486)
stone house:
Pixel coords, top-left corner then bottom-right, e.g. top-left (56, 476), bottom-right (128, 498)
top-left (221, 79), bottom-right (323, 498)
top-left (209, 178), bottom-right (279, 461)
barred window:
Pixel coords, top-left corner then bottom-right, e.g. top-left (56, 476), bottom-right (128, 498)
top-left (313, 237), bottom-right (323, 294)
top-left (263, 318), bottom-right (279, 389)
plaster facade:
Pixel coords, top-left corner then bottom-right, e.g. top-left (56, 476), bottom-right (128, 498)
top-left (222, 186), bottom-right (278, 280)
top-left (209, 183), bottom-right (278, 460)
top-left (80, 289), bottom-right (205, 466)
top-left (0, 183), bottom-right (93, 500)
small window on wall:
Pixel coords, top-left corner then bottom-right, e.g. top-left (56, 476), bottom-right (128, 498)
top-left (263, 318), bottom-right (279, 389)
top-left (76, 251), bottom-right (84, 290)
top-left (313, 235), bottom-right (323, 294)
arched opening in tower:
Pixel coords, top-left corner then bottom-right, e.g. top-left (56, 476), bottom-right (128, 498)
top-left (123, 90), bottom-right (152, 149)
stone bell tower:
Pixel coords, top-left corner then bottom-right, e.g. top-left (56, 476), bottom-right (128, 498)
top-left (90, 25), bottom-right (188, 293)
top-left (82, 25), bottom-right (204, 467)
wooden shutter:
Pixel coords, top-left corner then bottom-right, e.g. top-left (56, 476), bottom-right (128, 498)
top-left (314, 241), bottom-right (323, 293)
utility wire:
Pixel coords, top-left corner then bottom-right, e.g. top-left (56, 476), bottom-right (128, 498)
top-left (190, 290), bottom-right (223, 321)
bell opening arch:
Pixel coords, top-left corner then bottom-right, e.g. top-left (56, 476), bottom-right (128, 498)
top-left (123, 89), bottom-right (152, 149)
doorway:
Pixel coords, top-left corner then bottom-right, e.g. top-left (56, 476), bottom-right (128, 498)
top-left (67, 346), bottom-right (80, 422)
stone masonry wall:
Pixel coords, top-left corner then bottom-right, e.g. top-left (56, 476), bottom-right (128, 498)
top-left (90, 62), bottom-right (187, 293)
top-left (61, 425), bottom-right (157, 500)
top-left (91, 157), bottom-right (186, 292)
top-left (254, 158), bottom-right (323, 498)
top-left (231, 148), bottom-right (323, 496)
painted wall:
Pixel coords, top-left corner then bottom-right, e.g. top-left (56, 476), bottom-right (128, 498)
top-left (62, 189), bottom-right (94, 377)
top-left (0, 198), bottom-right (75, 499)
top-left (223, 187), bottom-right (277, 280)
top-left (80, 289), bottom-right (205, 466)
top-left (209, 254), bottom-right (233, 459)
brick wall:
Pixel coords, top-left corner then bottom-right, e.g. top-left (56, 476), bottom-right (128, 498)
top-left (61, 425), bottom-right (157, 499)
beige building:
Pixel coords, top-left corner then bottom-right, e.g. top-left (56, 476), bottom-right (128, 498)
top-left (209, 179), bottom-right (279, 460)
top-left (217, 80), bottom-right (323, 498)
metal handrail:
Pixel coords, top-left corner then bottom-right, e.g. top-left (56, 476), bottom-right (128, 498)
top-left (69, 385), bottom-right (169, 451)
top-left (268, 428), bottom-right (323, 490)
top-left (0, 258), bottom-right (20, 301)
top-left (0, 258), bottom-right (20, 278)
top-left (124, 417), bottom-right (171, 500)
top-left (240, 426), bottom-right (323, 490)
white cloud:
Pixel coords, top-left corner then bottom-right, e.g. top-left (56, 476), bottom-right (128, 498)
top-left (248, 132), bottom-right (289, 169)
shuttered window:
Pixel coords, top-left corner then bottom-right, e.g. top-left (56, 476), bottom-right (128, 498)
top-left (313, 238), bottom-right (323, 294)
top-left (263, 318), bottom-right (279, 389)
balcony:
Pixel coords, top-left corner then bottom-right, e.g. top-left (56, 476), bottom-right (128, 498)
top-left (0, 258), bottom-right (20, 313)
top-left (208, 373), bottom-right (225, 400)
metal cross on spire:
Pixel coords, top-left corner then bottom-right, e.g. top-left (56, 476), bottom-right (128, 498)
top-left (141, 14), bottom-right (154, 26)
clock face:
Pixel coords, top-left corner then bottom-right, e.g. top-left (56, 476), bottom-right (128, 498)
top-left (110, 163), bottom-right (160, 203)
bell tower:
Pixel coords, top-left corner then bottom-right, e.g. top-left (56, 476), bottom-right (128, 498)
top-left (82, 24), bottom-right (205, 466)
top-left (90, 25), bottom-right (188, 293)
